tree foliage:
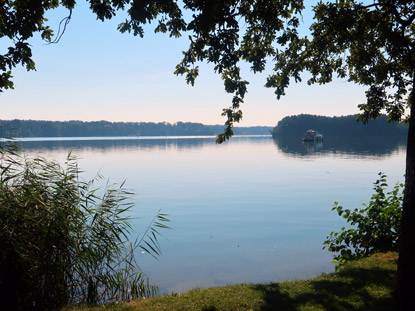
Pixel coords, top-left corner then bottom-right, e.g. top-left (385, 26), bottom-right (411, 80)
top-left (324, 173), bottom-right (403, 268)
top-left (271, 1), bottom-right (414, 124)
top-left (0, 0), bottom-right (304, 142)
top-left (3, 1), bottom-right (414, 138)
top-left (0, 148), bottom-right (169, 310)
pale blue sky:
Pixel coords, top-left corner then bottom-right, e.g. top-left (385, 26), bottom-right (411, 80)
top-left (1, 1), bottom-right (367, 126)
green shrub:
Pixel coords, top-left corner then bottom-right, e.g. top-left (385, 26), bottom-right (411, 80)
top-left (0, 149), bottom-right (169, 310)
top-left (323, 172), bottom-right (403, 267)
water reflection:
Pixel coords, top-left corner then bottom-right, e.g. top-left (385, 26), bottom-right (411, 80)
top-left (273, 135), bottom-right (407, 157)
top-left (11, 135), bottom-right (407, 158)
top-left (11, 136), bottom-right (275, 154)
top-left (13, 136), bottom-right (218, 152)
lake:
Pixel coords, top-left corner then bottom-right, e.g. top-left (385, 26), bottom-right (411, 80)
top-left (12, 135), bottom-right (406, 294)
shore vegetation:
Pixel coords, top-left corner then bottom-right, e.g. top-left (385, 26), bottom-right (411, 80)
top-left (0, 145), bottom-right (169, 310)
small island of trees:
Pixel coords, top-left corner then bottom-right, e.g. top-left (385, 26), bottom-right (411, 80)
top-left (272, 114), bottom-right (408, 138)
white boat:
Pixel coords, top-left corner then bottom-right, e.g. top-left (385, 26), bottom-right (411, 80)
top-left (302, 129), bottom-right (323, 142)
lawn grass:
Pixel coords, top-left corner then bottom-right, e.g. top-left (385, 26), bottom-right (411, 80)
top-left (66, 252), bottom-right (397, 311)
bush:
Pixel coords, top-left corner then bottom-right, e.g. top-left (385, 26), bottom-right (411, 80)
top-left (323, 172), bottom-right (403, 267)
top-left (0, 149), bottom-right (169, 310)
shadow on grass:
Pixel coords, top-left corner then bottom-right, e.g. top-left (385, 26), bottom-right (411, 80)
top-left (252, 265), bottom-right (397, 311)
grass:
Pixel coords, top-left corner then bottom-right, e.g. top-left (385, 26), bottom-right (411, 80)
top-left (66, 252), bottom-right (398, 311)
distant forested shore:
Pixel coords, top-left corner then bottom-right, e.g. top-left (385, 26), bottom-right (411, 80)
top-left (2, 115), bottom-right (407, 138)
top-left (272, 114), bottom-right (408, 138)
top-left (0, 120), bottom-right (272, 138)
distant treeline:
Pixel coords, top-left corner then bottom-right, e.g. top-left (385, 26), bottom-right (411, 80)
top-left (0, 120), bottom-right (272, 137)
top-left (272, 114), bottom-right (408, 137)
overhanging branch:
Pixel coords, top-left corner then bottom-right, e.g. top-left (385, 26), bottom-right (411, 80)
top-left (47, 9), bottom-right (73, 44)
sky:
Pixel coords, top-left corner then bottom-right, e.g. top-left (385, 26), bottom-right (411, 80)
top-left (0, 1), bottom-right (368, 127)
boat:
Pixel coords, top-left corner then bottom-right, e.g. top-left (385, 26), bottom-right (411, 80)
top-left (302, 129), bottom-right (323, 142)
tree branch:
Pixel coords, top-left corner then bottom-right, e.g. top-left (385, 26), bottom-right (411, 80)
top-left (362, 1), bottom-right (415, 28)
top-left (47, 9), bottom-right (72, 44)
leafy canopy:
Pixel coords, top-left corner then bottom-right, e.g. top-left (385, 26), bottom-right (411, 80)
top-left (1, 0), bottom-right (304, 142)
top-left (1, 1), bottom-right (414, 139)
top-left (270, 1), bottom-right (415, 123)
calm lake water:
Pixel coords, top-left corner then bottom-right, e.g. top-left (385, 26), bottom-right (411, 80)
top-left (13, 135), bottom-right (406, 293)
